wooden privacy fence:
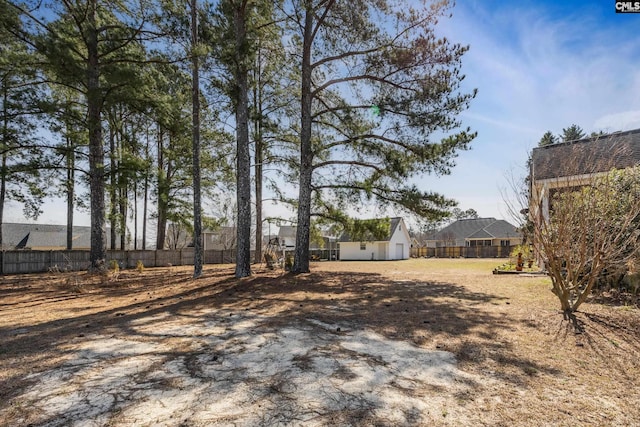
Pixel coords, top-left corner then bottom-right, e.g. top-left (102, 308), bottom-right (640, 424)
top-left (0, 249), bottom-right (256, 275)
top-left (410, 246), bottom-right (513, 259)
top-left (1, 246), bottom-right (513, 274)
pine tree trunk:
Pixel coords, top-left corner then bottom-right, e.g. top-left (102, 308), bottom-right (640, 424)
top-left (293, 4), bottom-right (314, 274)
top-left (133, 181), bottom-right (138, 250)
top-left (253, 55), bottom-right (263, 264)
top-left (87, 0), bottom-right (107, 271)
top-left (191, 0), bottom-right (203, 278)
top-left (142, 132), bottom-right (149, 250)
top-left (119, 185), bottom-right (126, 250)
top-left (143, 173), bottom-right (148, 250)
top-left (66, 134), bottom-right (74, 250)
top-left (109, 125), bottom-right (117, 250)
top-left (254, 137), bottom-right (263, 264)
top-left (156, 126), bottom-right (167, 250)
top-left (1, 87), bottom-right (8, 249)
top-left (234, 2), bottom-right (252, 278)
top-left (0, 153), bottom-right (6, 249)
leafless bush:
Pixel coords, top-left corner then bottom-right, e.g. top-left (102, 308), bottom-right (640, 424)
top-left (530, 167), bottom-right (640, 314)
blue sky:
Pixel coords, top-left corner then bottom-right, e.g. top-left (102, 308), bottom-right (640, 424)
top-left (426, 0), bottom-right (640, 222)
top-left (7, 0), bottom-right (640, 230)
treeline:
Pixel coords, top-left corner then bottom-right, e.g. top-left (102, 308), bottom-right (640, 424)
top-left (1, 0), bottom-right (476, 277)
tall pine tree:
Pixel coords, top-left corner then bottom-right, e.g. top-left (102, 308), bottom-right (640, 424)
top-left (288, 0), bottom-right (476, 273)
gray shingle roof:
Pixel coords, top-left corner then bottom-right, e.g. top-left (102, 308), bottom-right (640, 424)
top-left (432, 218), bottom-right (520, 241)
top-left (1, 223), bottom-right (94, 249)
top-left (483, 220), bottom-right (521, 239)
top-left (532, 128), bottom-right (640, 181)
top-left (432, 218), bottom-right (496, 241)
top-left (278, 226), bottom-right (297, 239)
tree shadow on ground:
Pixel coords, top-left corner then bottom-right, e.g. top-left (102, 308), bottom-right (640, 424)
top-left (574, 309), bottom-right (640, 382)
top-left (0, 265), bottom-right (562, 426)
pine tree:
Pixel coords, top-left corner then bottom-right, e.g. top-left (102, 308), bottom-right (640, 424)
top-left (288, 0), bottom-right (476, 273)
top-left (560, 124), bottom-right (586, 143)
top-left (32, 0), bottom-right (152, 270)
top-left (210, 0), bottom-right (273, 278)
top-left (0, 2), bottom-right (48, 247)
top-left (538, 131), bottom-right (557, 147)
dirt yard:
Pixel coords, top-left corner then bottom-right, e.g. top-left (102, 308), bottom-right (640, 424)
top-left (1, 259), bottom-right (639, 426)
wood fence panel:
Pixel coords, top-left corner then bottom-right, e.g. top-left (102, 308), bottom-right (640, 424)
top-left (154, 250), bottom-right (182, 267)
top-left (2, 245), bottom-right (451, 275)
top-left (50, 251), bottom-right (91, 271)
top-left (421, 246), bottom-right (513, 259)
top-left (126, 251), bottom-right (156, 269)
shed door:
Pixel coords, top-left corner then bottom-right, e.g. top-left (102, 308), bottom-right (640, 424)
top-left (395, 243), bottom-right (403, 260)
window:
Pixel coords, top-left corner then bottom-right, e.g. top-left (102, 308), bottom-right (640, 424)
top-left (500, 240), bottom-right (510, 247)
top-left (469, 239), bottom-right (492, 247)
top-left (360, 242), bottom-right (366, 250)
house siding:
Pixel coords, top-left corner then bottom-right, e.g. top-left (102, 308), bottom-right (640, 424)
top-left (340, 241), bottom-right (386, 260)
top-left (388, 223), bottom-right (410, 260)
top-left (339, 218), bottom-right (411, 261)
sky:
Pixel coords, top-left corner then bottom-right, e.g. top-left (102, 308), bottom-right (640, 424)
top-left (429, 0), bottom-right (640, 222)
top-left (6, 0), bottom-right (640, 230)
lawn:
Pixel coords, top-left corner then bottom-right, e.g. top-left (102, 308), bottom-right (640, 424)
top-left (0, 259), bottom-right (639, 426)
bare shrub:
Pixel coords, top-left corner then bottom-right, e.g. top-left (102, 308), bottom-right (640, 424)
top-left (531, 167), bottom-right (640, 314)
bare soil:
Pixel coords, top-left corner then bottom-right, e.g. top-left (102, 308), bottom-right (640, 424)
top-left (1, 259), bottom-right (639, 426)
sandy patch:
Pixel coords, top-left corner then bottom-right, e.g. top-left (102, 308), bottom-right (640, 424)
top-left (13, 310), bottom-right (477, 426)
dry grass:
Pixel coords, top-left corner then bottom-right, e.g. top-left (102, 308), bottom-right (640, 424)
top-left (0, 259), bottom-right (639, 426)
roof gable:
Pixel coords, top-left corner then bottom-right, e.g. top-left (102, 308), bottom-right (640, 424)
top-left (432, 218), bottom-right (496, 241)
top-left (339, 217), bottom-right (404, 242)
top-left (432, 218), bottom-right (520, 241)
top-left (483, 220), bottom-right (520, 238)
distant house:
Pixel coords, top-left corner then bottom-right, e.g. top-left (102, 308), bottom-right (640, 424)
top-left (339, 217), bottom-right (411, 261)
top-left (203, 226), bottom-right (237, 250)
top-left (276, 226), bottom-right (330, 250)
top-left (530, 128), bottom-right (640, 221)
top-left (1, 223), bottom-right (115, 250)
top-left (277, 226), bottom-right (297, 250)
top-left (426, 218), bottom-right (521, 248)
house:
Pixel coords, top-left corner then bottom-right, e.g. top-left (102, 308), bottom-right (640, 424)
top-left (277, 226), bottom-right (297, 250)
top-left (203, 226), bottom-right (237, 250)
top-left (1, 223), bottom-right (115, 250)
top-left (530, 128), bottom-right (640, 220)
top-left (277, 226), bottom-right (330, 250)
top-left (425, 218), bottom-right (521, 248)
top-left (339, 217), bottom-right (411, 261)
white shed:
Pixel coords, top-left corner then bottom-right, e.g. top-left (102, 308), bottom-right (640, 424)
top-left (339, 217), bottom-right (411, 261)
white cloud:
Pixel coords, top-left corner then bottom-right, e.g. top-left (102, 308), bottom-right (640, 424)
top-left (421, 1), bottom-right (640, 220)
top-left (594, 111), bottom-right (640, 132)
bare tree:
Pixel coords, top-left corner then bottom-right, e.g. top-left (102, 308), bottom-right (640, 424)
top-left (530, 167), bottom-right (640, 316)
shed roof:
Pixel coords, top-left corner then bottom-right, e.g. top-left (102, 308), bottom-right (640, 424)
top-left (339, 217), bottom-right (403, 242)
